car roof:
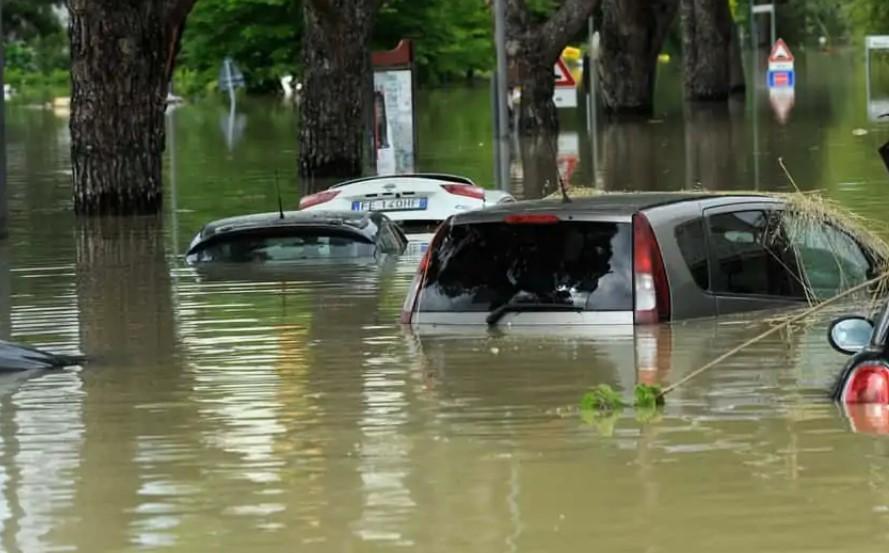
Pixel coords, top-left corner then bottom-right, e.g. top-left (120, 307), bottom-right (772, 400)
top-left (198, 210), bottom-right (381, 240)
top-left (449, 192), bottom-right (779, 223)
top-left (330, 173), bottom-right (475, 188)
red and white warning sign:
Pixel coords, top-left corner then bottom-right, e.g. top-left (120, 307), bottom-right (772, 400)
top-left (554, 57), bottom-right (575, 87)
top-left (768, 38), bottom-right (794, 71)
top-left (553, 57), bottom-right (577, 108)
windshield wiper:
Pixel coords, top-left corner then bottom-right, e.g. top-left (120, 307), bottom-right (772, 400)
top-left (486, 302), bottom-right (584, 326)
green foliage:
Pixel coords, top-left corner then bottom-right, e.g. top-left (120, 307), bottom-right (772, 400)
top-left (580, 384), bottom-right (627, 412)
top-left (4, 0), bottom-right (63, 41)
top-left (374, 0), bottom-right (494, 85)
top-left (845, 0), bottom-right (889, 36)
top-left (177, 0), bottom-right (302, 95)
top-left (6, 67), bottom-right (69, 104)
top-left (634, 384), bottom-right (664, 409)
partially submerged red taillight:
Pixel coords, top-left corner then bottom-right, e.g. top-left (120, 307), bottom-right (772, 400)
top-left (299, 190), bottom-right (340, 209)
top-left (441, 184), bottom-right (485, 200)
top-left (633, 213), bottom-right (670, 325)
top-left (841, 362), bottom-right (889, 404)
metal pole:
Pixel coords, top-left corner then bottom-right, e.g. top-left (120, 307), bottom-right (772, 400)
top-left (493, 0), bottom-right (510, 190)
top-left (0, 0), bottom-right (7, 238)
top-left (225, 58), bottom-right (236, 113)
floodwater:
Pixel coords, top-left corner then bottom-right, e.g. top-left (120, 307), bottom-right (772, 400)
top-left (1, 49), bottom-right (889, 552)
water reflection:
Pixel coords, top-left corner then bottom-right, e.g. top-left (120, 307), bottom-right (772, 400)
top-left (0, 50), bottom-right (887, 551)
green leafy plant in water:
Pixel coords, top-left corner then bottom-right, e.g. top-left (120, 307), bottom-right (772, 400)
top-left (580, 384), bottom-right (627, 413)
top-left (579, 384), bottom-right (665, 428)
top-left (634, 384), bottom-right (664, 409)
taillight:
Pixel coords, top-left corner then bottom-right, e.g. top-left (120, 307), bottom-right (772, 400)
top-left (633, 213), bottom-right (670, 324)
top-left (400, 222), bottom-right (449, 324)
top-left (841, 362), bottom-right (889, 404)
top-left (504, 214), bottom-right (559, 225)
top-left (299, 190), bottom-right (340, 209)
top-left (441, 184), bottom-right (485, 200)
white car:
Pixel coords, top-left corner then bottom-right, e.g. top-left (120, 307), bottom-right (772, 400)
top-left (298, 174), bottom-right (514, 233)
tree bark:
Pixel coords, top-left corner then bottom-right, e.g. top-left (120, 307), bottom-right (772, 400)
top-left (299, 0), bottom-right (379, 187)
top-left (598, 0), bottom-right (679, 116)
top-left (67, 0), bottom-right (195, 215)
top-left (505, 0), bottom-right (601, 135)
top-left (680, 0), bottom-right (733, 101)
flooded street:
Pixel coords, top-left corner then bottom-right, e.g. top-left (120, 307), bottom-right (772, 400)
top-left (3, 50), bottom-right (889, 551)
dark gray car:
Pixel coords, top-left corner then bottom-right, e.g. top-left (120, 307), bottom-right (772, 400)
top-left (186, 210), bottom-right (408, 265)
top-left (401, 193), bottom-right (882, 326)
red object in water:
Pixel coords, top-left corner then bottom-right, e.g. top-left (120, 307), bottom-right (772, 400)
top-left (841, 362), bottom-right (889, 404)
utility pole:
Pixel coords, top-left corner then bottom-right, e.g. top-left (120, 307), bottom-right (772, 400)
top-left (493, 0), bottom-right (510, 190)
top-left (0, 0), bottom-right (7, 238)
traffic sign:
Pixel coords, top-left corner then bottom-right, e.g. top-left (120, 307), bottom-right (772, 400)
top-left (554, 57), bottom-right (575, 87)
top-left (767, 39), bottom-right (794, 90)
top-left (219, 57), bottom-right (246, 92)
top-left (767, 70), bottom-right (794, 88)
top-left (768, 38), bottom-right (794, 71)
top-left (553, 57), bottom-right (577, 108)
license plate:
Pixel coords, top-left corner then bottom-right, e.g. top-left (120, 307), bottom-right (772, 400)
top-left (352, 197), bottom-right (427, 212)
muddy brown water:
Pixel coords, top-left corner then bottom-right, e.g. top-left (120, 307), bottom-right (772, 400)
top-left (1, 50), bottom-right (889, 551)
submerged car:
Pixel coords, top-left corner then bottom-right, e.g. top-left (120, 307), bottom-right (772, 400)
top-left (298, 174), bottom-right (514, 233)
top-left (401, 192), bottom-right (885, 326)
top-left (828, 304), bottom-right (889, 404)
top-left (185, 210), bottom-right (407, 265)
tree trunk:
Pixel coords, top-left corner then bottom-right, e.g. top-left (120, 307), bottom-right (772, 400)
top-left (518, 134), bottom-right (560, 199)
top-left (728, 23), bottom-right (746, 94)
top-left (680, 0), bottom-right (732, 101)
top-left (598, 0), bottom-right (679, 116)
top-left (67, 0), bottom-right (195, 215)
top-left (299, 0), bottom-right (378, 188)
top-left (505, 0), bottom-right (601, 135)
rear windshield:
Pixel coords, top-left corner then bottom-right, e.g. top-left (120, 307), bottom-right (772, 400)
top-left (188, 230), bottom-right (375, 263)
top-left (417, 221), bottom-right (633, 312)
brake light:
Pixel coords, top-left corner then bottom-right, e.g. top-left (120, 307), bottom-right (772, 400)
top-left (504, 214), bottom-right (559, 225)
top-left (441, 184), bottom-right (485, 200)
top-left (633, 213), bottom-right (671, 324)
top-left (299, 190), bottom-right (340, 209)
top-left (841, 362), bottom-right (889, 404)
top-left (400, 222), bottom-right (448, 324)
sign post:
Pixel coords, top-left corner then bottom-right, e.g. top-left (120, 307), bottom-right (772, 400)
top-left (751, 2), bottom-right (776, 48)
top-left (553, 57), bottom-right (577, 109)
top-left (371, 40), bottom-right (418, 176)
top-left (865, 36), bottom-right (889, 122)
top-left (767, 39), bottom-right (795, 124)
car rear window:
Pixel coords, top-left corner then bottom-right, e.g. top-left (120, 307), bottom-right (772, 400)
top-left (188, 230), bottom-right (376, 263)
top-left (417, 221), bottom-right (633, 312)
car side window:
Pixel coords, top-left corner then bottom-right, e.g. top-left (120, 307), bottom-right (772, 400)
top-left (675, 218), bottom-right (710, 290)
top-left (377, 222), bottom-right (404, 254)
top-left (784, 215), bottom-right (872, 299)
top-left (707, 210), bottom-right (805, 298)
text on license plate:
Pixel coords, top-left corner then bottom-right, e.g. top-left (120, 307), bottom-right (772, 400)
top-left (352, 198), bottom-right (428, 211)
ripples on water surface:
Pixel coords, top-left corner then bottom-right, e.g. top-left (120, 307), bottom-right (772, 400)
top-left (0, 51), bottom-right (888, 552)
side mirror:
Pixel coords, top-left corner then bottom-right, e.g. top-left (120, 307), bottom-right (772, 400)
top-left (829, 317), bottom-right (874, 355)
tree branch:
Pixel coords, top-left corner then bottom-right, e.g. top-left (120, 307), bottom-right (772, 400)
top-left (541, 0), bottom-right (602, 61)
top-left (163, 0), bottom-right (199, 86)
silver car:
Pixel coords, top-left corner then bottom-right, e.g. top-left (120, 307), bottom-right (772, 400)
top-left (401, 192), bottom-right (883, 326)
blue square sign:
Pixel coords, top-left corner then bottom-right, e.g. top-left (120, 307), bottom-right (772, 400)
top-left (767, 70), bottom-right (795, 89)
